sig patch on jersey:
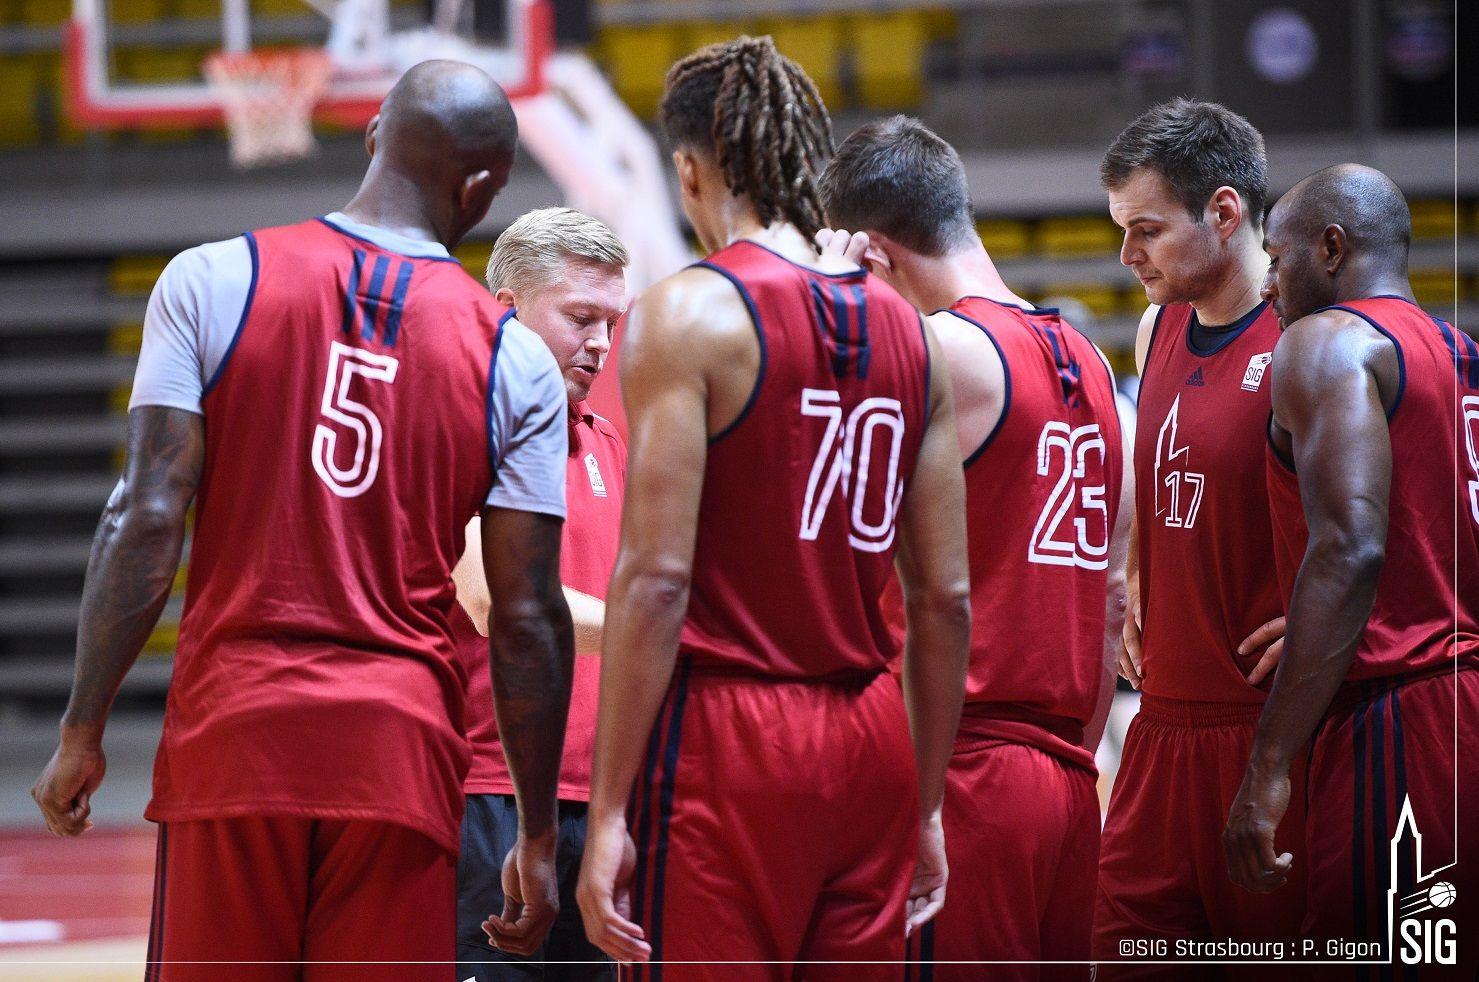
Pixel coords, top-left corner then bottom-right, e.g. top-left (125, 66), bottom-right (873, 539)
top-left (584, 451), bottom-right (607, 497)
top-left (1241, 352), bottom-right (1273, 392)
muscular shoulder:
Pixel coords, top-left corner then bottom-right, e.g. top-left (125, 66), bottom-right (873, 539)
top-left (1271, 309), bottom-right (1398, 420)
top-left (625, 265), bottom-right (755, 364)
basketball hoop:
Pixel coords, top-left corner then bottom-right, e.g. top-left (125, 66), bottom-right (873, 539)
top-left (204, 47), bottom-right (333, 168)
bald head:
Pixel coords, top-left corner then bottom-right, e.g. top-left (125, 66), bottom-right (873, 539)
top-left (1261, 164), bottom-right (1415, 326)
top-left (1274, 163), bottom-right (1411, 262)
top-left (377, 60), bottom-right (518, 176)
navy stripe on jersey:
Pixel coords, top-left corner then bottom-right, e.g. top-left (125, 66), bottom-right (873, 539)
top-left (204, 232), bottom-right (259, 397)
top-left (853, 284), bottom-right (872, 378)
top-left (807, 280), bottom-right (874, 380)
top-left (384, 259), bottom-right (415, 346)
top-left (630, 695), bottom-right (668, 933)
top-left (1433, 315), bottom-right (1479, 389)
top-left (361, 255), bottom-right (392, 342)
top-left (341, 248), bottom-right (367, 338)
top-left (1353, 695), bottom-right (1369, 946)
top-left (1032, 319), bottom-right (1083, 408)
top-left (146, 824), bottom-right (167, 981)
top-left (648, 658), bottom-right (694, 976)
top-left (919, 920), bottom-right (937, 981)
top-left (317, 215), bottom-right (462, 263)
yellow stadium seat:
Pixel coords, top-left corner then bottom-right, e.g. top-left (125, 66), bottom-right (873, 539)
top-left (1409, 268), bottom-right (1457, 307)
top-left (143, 620), bottom-right (179, 654)
top-left (110, 322), bottom-right (145, 355)
top-left (1040, 283), bottom-right (1121, 319)
top-left (1037, 216), bottom-right (1121, 257)
top-left (0, 56), bottom-right (42, 147)
top-left (111, 0), bottom-right (169, 25)
top-left (111, 253), bottom-right (171, 295)
top-left (765, 16), bottom-right (845, 109)
top-left (851, 10), bottom-right (928, 109)
top-left (171, 0), bottom-right (217, 19)
top-left (251, 0), bottom-right (301, 17)
top-left (19, 0), bottom-right (68, 26)
top-left (918, 7), bottom-right (958, 41)
top-left (599, 23), bottom-right (682, 118)
top-left (116, 45), bottom-right (204, 83)
top-left (454, 240), bottom-right (493, 281)
top-left (977, 220), bottom-right (1030, 260)
top-left (1408, 199), bottom-right (1456, 240)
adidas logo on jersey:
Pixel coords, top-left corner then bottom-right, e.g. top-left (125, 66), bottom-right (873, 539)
top-left (1185, 367), bottom-right (1205, 387)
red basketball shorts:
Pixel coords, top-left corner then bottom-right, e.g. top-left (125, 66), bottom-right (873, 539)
top-left (145, 815), bottom-right (455, 982)
top-left (1093, 696), bottom-right (1308, 980)
top-left (1300, 666), bottom-right (1478, 979)
top-left (626, 662), bottom-right (917, 981)
top-left (909, 739), bottom-right (1099, 982)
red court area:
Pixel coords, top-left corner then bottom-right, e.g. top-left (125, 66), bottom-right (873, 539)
top-left (0, 825), bottom-right (154, 947)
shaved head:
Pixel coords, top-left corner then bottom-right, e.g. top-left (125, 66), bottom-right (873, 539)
top-left (1274, 163), bottom-right (1411, 261)
top-left (354, 59), bottom-right (519, 247)
top-left (1261, 164), bottom-right (1414, 326)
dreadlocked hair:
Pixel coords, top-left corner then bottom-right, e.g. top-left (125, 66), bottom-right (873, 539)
top-left (660, 35), bottom-right (835, 242)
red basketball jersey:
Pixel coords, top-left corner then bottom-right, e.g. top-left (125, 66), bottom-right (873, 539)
top-left (677, 240), bottom-right (929, 679)
top-left (146, 218), bottom-right (507, 854)
top-left (936, 296), bottom-right (1122, 769)
top-left (460, 403), bottom-right (626, 800)
top-left (1135, 301), bottom-right (1285, 704)
top-left (1266, 295), bottom-right (1479, 683)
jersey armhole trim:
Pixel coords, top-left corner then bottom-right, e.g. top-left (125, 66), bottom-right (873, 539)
top-left (1266, 411), bottom-right (1297, 473)
top-left (1432, 314), bottom-right (1479, 389)
top-left (1322, 304), bottom-right (1406, 421)
top-left (695, 261), bottom-right (767, 445)
top-left (950, 311), bottom-right (1011, 469)
top-left (202, 231), bottom-right (258, 397)
top-left (485, 308), bottom-right (514, 483)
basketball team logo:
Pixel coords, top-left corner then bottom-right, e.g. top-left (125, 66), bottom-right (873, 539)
top-left (584, 452), bottom-right (607, 498)
top-left (1153, 394), bottom-right (1204, 529)
top-left (1240, 352), bottom-right (1273, 392)
top-left (1388, 796), bottom-right (1460, 967)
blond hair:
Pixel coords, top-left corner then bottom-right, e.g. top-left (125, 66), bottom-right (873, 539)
top-left (486, 207), bottom-right (630, 297)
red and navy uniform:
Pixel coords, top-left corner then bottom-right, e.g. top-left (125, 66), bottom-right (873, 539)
top-left (1266, 296), bottom-right (1479, 974)
top-left (629, 240), bottom-right (929, 979)
top-left (1094, 301), bottom-right (1308, 974)
top-left (144, 218), bottom-right (507, 980)
top-left (885, 296), bottom-right (1120, 978)
top-left (459, 401), bottom-right (626, 802)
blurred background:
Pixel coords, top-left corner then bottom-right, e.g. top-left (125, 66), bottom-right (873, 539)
top-left (0, 0), bottom-right (1474, 974)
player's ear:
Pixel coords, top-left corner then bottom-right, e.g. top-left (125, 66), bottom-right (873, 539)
top-left (494, 287), bottom-right (517, 307)
top-left (863, 243), bottom-right (892, 276)
top-left (673, 149), bottom-right (701, 200)
top-left (1210, 186), bottom-right (1244, 241)
top-left (1320, 223), bottom-right (1349, 274)
top-left (364, 114), bottom-right (380, 158)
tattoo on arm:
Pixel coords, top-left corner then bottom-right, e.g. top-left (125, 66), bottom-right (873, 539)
top-left (66, 407), bottom-right (204, 736)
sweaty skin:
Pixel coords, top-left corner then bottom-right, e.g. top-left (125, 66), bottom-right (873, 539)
top-left (576, 147), bottom-right (971, 963)
top-left (32, 60), bottom-right (571, 958)
top-left (1224, 165), bottom-right (1409, 893)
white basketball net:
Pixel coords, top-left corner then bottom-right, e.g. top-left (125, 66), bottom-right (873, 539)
top-left (204, 48), bottom-right (333, 168)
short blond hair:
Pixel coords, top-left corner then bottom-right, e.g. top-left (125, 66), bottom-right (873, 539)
top-left (486, 207), bottom-right (629, 297)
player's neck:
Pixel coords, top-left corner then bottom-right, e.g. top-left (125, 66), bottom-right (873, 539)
top-left (1191, 239), bottom-right (1268, 327)
top-left (899, 244), bottom-right (1031, 314)
top-left (340, 167), bottom-right (454, 248)
top-left (1336, 261), bottom-right (1416, 306)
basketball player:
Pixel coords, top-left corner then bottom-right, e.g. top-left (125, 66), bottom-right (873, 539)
top-left (1092, 98), bottom-right (1308, 973)
top-left (575, 37), bottom-right (971, 977)
top-left (1225, 164), bottom-right (1478, 975)
top-left (452, 207), bottom-right (629, 981)
top-left (818, 115), bottom-right (1130, 978)
top-left (31, 62), bottom-right (575, 979)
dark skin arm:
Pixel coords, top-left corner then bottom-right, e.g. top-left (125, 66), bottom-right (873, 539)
top-left (1224, 310), bottom-right (1396, 892)
top-left (480, 506), bottom-right (574, 955)
top-left (32, 406), bottom-right (203, 836)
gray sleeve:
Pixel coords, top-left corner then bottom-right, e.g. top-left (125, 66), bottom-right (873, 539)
top-left (486, 318), bottom-right (569, 517)
top-left (129, 236), bottom-right (254, 415)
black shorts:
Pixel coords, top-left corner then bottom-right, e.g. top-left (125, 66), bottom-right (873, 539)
top-left (456, 794), bottom-right (614, 982)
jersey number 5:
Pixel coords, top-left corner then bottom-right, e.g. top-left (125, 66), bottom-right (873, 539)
top-left (800, 388), bottom-right (906, 553)
top-left (311, 340), bottom-right (400, 498)
top-left (1030, 421), bottom-right (1109, 569)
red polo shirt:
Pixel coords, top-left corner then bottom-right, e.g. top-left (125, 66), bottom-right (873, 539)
top-left (457, 400), bottom-right (627, 800)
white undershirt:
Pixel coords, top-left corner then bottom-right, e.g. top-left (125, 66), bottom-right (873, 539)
top-left (129, 212), bottom-right (567, 517)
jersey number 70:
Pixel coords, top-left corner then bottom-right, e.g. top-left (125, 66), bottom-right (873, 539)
top-left (799, 388), bottom-right (907, 553)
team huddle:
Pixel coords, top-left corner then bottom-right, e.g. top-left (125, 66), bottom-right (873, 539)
top-left (29, 34), bottom-right (1478, 982)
